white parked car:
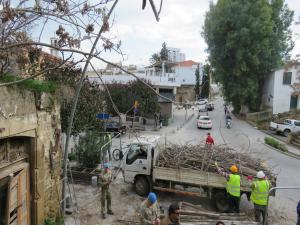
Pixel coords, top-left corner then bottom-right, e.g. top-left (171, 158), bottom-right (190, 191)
top-left (197, 115), bottom-right (212, 129)
top-left (269, 119), bottom-right (300, 137)
top-left (195, 99), bottom-right (208, 105)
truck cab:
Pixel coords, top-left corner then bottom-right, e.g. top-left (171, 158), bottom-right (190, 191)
top-left (121, 135), bottom-right (160, 195)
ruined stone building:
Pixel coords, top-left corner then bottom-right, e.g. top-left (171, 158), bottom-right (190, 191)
top-left (0, 86), bottom-right (62, 225)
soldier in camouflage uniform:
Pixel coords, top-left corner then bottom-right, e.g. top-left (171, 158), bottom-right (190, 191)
top-left (140, 192), bottom-right (160, 225)
top-left (99, 163), bottom-right (114, 219)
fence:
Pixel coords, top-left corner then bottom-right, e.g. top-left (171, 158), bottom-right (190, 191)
top-left (246, 109), bottom-right (272, 122)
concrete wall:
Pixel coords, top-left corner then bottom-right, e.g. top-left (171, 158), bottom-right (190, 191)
top-left (272, 66), bottom-right (300, 114)
top-left (0, 86), bottom-right (62, 224)
top-left (262, 71), bottom-right (275, 109)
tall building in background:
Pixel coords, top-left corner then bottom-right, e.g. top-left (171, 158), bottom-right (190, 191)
top-left (167, 47), bottom-right (186, 62)
top-left (50, 37), bottom-right (60, 58)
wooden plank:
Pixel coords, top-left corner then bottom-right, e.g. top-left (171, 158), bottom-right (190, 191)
top-left (0, 162), bottom-right (28, 179)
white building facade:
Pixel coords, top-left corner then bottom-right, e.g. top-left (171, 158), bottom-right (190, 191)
top-left (262, 65), bottom-right (300, 114)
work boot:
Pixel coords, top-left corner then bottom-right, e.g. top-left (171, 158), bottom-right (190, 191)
top-left (102, 213), bottom-right (106, 219)
top-left (107, 210), bottom-right (114, 215)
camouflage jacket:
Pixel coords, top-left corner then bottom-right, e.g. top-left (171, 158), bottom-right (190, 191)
top-left (139, 200), bottom-right (160, 225)
top-left (98, 170), bottom-right (112, 189)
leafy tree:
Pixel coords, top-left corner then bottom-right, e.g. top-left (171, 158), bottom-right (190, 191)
top-left (194, 64), bottom-right (200, 98)
top-left (203, 0), bottom-right (294, 113)
top-left (160, 42), bottom-right (169, 61)
top-left (201, 64), bottom-right (210, 98)
top-left (61, 80), bottom-right (105, 134)
top-left (149, 42), bottom-right (169, 64)
top-left (150, 53), bottom-right (161, 64)
top-left (75, 130), bottom-right (110, 168)
top-left (105, 79), bottom-right (159, 117)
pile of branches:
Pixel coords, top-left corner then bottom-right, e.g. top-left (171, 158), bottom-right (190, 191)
top-left (179, 201), bottom-right (259, 225)
top-left (157, 144), bottom-right (276, 181)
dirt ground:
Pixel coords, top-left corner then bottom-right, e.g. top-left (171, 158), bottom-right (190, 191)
top-left (64, 174), bottom-right (296, 225)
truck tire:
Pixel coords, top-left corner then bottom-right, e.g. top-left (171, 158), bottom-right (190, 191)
top-left (134, 176), bottom-right (150, 197)
top-left (214, 191), bottom-right (230, 212)
top-left (283, 129), bottom-right (290, 137)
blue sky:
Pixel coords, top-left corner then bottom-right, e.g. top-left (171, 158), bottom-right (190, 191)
top-left (31, 0), bottom-right (300, 68)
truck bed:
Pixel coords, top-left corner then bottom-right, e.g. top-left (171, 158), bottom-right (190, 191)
top-left (153, 167), bottom-right (252, 192)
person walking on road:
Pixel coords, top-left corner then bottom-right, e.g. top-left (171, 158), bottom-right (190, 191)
top-left (216, 163), bottom-right (241, 213)
top-left (205, 133), bottom-right (214, 150)
top-left (297, 200), bottom-right (300, 225)
top-left (140, 192), bottom-right (160, 225)
top-left (161, 203), bottom-right (180, 225)
top-left (99, 163), bottom-right (114, 219)
top-left (250, 171), bottom-right (271, 224)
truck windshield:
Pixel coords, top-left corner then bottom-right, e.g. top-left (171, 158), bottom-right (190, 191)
top-left (126, 144), bottom-right (148, 165)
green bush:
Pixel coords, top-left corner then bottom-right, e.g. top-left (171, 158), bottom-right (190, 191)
top-left (264, 137), bottom-right (288, 152)
top-left (45, 218), bottom-right (63, 225)
top-left (75, 130), bottom-right (111, 168)
top-left (0, 74), bottom-right (56, 93)
top-left (68, 153), bottom-right (76, 161)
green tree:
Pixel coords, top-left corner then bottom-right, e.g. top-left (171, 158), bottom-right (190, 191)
top-left (194, 64), bottom-right (200, 98)
top-left (160, 42), bottom-right (169, 61)
top-left (149, 42), bottom-right (169, 64)
top-left (201, 64), bottom-right (210, 98)
top-left (150, 53), bottom-right (161, 64)
top-left (203, 0), bottom-right (294, 113)
top-left (105, 79), bottom-right (159, 117)
top-left (75, 130), bottom-right (110, 168)
top-left (61, 80), bottom-right (105, 134)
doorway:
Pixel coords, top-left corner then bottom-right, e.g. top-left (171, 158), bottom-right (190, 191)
top-left (290, 95), bottom-right (298, 110)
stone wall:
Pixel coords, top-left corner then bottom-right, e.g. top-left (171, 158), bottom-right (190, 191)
top-left (0, 86), bottom-right (62, 224)
top-left (176, 85), bottom-right (195, 103)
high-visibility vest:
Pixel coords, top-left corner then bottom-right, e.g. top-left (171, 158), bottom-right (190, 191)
top-left (250, 180), bottom-right (270, 206)
top-left (226, 174), bottom-right (241, 197)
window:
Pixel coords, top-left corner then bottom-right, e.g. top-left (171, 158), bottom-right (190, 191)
top-left (126, 144), bottom-right (148, 165)
top-left (283, 72), bottom-right (292, 85)
top-left (294, 121), bottom-right (300, 126)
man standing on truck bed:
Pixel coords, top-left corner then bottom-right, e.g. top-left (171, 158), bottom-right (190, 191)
top-left (99, 163), bottom-right (114, 219)
top-left (140, 192), bottom-right (160, 225)
top-left (250, 171), bottom-right (271, 224)
top-left (216, 163), bottom-right (241, 213)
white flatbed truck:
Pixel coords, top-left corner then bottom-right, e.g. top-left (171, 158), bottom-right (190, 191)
top-left (120, 136), bottom-right (262, 212)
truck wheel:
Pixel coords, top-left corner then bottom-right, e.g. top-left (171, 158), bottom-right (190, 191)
top-left (214, 191), bottom-right (230, 212)
top-left (283, 129), bottom-right (290, 137)
top-left (134, 176), bottom-right (149, 196)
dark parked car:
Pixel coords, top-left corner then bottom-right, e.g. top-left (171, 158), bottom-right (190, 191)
top-left (106, 121), bottom-right (126, 135)
top-left (206, 103), bottom-right (214, 111)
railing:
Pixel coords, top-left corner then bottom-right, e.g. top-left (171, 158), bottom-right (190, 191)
top-left (246, 109), bottom-right (272, 122)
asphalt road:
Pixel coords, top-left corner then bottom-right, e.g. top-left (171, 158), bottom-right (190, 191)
top-left (163, 97), bottom-right (300, 224)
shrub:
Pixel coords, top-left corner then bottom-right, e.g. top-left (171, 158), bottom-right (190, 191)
top-left (0, 74), bottom-right (56, 93)
top-left (75, 130), bottom-right (111, 168)
top-left (45, 218), bottom-right (63, 225)
top-left (264, 137), bottom-right (288, 152)
top-left (68, 153), bottom-right (76, 161)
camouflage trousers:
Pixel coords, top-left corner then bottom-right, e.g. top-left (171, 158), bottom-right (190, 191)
top-left (101, 188), bottom-right (111, 214)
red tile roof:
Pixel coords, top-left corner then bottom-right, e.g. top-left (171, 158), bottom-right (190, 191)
top-left (176, 60), bottom-right (199, 67)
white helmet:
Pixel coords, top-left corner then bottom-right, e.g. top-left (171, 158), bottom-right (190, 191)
top-left (257, 171), bottom-right (265, 179)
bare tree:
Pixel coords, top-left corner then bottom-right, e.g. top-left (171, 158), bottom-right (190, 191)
top-left (0, 0), bottom-right (166, 217)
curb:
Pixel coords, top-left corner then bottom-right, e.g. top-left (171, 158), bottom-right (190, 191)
top-left (262, 143), bottom-right (300, 160)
